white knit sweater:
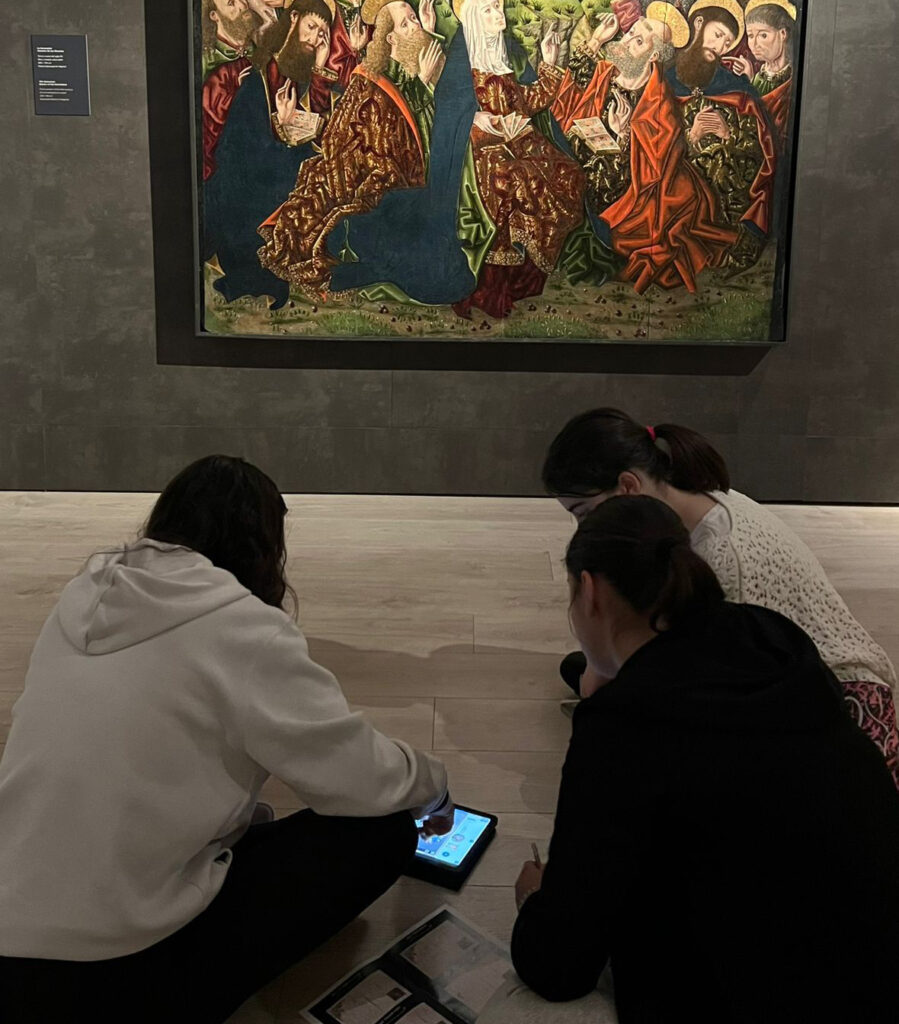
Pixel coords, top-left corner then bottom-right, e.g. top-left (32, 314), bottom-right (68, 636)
top-left (0, 541), bottom-right (448, 960)
top-left (691, 491), bottom-right (896, 691)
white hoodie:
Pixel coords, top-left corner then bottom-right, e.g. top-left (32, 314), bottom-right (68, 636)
top-left (0, 540), bottom-right (448, 961)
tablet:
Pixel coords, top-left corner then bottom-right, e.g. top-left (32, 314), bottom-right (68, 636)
top-left (405, 805), bottom-right (498, 891)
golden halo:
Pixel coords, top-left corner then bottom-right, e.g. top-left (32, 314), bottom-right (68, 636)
top-left (745, 0), bottom-right (797, 22)
top-left (646, 2), bottom-right (690, 49)
top-left (360, 0), bottom-right (398, 25)
top-left (451, 0), bottom-right (469, 20)
top-left (688, 0), bottom-right (745, 51)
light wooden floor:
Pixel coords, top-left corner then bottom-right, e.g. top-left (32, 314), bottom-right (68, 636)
top-left (2, 493), bottom-right (898, 1023)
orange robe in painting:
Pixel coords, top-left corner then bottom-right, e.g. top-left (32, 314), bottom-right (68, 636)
top-left (257, 65), bottom-right (426, 296)
top-left (553, 62), bottom-right (737, 294)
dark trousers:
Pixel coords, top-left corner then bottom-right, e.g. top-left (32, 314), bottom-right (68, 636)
top-left (0, 809), bottom-right (418, 1024)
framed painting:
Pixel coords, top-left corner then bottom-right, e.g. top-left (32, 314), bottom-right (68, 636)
top-left (147, 0), bottom-right (805, 370)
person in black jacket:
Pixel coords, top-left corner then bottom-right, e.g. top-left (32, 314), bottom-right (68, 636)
top-left (506, 496), bottom-right (899, 1024)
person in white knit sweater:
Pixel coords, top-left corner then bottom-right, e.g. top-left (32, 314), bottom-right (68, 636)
top-left (542, 408), bottom-right (899, 790)
top-left (0, 455), bottom-right (453, 1024)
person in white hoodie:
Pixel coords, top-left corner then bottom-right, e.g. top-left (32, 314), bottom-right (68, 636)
top-left (0, 455), bottom-right (453, 1024)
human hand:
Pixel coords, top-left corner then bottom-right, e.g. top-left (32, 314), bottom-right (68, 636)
top-left (247, 0), bottom-right (279, 29)
top-left (420, 0), bottom-right (437, 34)
top-left (419, 802), bottom-right (455, 837)
top-left (275, 80), bottom-right (299, 126)
top-left (515, 858), bottom-right (546, 910)
top-left (348, 11), bottom-right (369, 51)
top-left (238, 64), bottom-right (253, 85)
top-left (606, 91), bottom-right (632, 136)
top-left (730, 54), bottom-right (754, 78)
top-left (315, 28), bottom-right (332, 68)
top-left (541, 29), bottom-right (561, 66)
top-left (472, 110), bottom-right (500, 134)
top-left (691, 107), bottom-right (730, 142)
top-left (589, 11), bottom-right (619, 52)
top-left (418, 38), bottom-right (443, 86)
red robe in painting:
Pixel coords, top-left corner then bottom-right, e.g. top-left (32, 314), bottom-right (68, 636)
top-left (553, 62), bottom-right (738, 294)
top-left (761, 77), bottom-right (791, 151)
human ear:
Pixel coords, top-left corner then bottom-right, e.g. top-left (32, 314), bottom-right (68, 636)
top-left (617, 470), bottom-right (643, 495)
top-left (694, 15), bottom-right (703, 30)
top-left (290, 10), bottom-right (299, 22)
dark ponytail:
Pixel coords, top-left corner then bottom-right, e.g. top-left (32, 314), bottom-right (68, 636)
top-left (565, 495), bottom-right (724, 632)
top-left (542, 408), bottom-right (730, 497)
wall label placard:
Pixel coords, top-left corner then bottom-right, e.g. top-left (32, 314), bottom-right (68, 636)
top-left (31, 34), bottom-right (91, 116)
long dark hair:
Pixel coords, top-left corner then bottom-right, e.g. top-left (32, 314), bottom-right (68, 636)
top-left (542, 407), bottom-right (730, 497)
top-left (142, 455), bottom-right (296, 613)
top-left (565, 495), bottom-right (724, 632)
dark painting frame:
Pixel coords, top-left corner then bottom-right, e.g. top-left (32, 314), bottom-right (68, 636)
top-left (145, 0), bottom-right (806, 373)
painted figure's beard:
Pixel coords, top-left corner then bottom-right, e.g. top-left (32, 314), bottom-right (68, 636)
top-left (393, 27), bottom-right (431, 76)
top-left (275, 36), bottom-right (317, 83)
top-left (218, 8), bottom-right (258, 47)
top-left (606, 40), bottom-right (653, 80)
top-left (675, 33), bottom-right (720, 88)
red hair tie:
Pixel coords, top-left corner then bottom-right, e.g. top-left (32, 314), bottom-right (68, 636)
top-left (646, 425), bottom-right (656, 442)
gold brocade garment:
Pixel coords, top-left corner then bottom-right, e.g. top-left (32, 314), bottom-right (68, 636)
top-left (471, 65), bottom-right (586, 272)
top-left (257, 71), bottom-right (426, 295)
top-left (682, 95), bottom-right (764, 228)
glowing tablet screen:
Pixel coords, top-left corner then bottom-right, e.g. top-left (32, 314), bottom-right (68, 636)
top-left (414, 808), bottom-right (493, 868)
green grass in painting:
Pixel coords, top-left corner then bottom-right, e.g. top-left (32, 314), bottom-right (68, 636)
top-left (669, 295), bottom-right (771, 342)
top-left (316, 311), bottom-right (398, 336)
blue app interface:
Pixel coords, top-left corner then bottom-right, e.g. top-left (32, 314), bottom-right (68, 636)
top-left (415, 808), bottom-right (492, 867)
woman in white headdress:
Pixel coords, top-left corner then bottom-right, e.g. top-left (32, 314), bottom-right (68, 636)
top-left (452, 0), bottom-right (586, 320)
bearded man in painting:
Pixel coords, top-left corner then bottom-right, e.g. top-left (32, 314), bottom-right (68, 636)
top-left (204, 0), bottom-right (348, 307)
top-left (665, 0), bottom-right (777, 273)
top-left (552, 4), bottom-right (739, 294)
top-left (202, 0), bottom-right (257, 79)
top-left (256, 0), bottom-right (444, 296)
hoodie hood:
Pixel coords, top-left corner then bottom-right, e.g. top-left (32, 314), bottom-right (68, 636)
top-left (582, 602), bottom-right (846, 735)
top-left (57, 539), bottom-right (251, 654)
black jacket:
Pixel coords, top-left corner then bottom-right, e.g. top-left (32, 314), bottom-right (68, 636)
top-left (512, 602), bottom-right (899, 1023)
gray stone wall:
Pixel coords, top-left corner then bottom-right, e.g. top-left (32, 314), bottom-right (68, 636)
top-left (3, 0), bottom-right (898, 499)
